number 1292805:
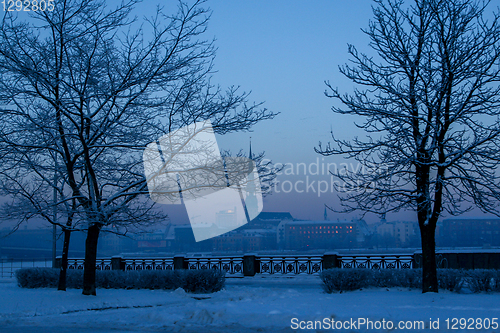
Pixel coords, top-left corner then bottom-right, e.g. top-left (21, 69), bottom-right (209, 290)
top-left (2, 0), bottom-right (55, 12)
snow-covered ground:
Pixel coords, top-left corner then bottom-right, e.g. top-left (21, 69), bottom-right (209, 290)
top-left (0, 275), bottom-right (499, 332)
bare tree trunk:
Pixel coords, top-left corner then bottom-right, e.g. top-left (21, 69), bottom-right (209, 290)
top-left (82, 224), bottom-right (100, 296)
top-left (58, 228), bottom-right (71, 291)
top-left (419, 224), bottom-right (438, 293)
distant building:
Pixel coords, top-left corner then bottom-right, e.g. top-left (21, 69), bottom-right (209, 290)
top-left (173, 224), bottom-right (213, 252)
top-left (212, 228), bottom-right (276, 252)
top-left (98, 232), bottom-right (136, 256)
top-left (249, 212), bottom-right (294, 228)
top-left (353, 218), bottom-right (373, 245)
top-left (439, 218), bottom-right (500, 247)
top-left (373, 220), bottom-right (419, 248)
top-left (136, 230), bottom-right (167, 249)
top-left (237, 211), bottom-right (293, 248)
top-left (283, 220), bottom-right (357, 250)
top-left (215, 208), bottom-right (238, 230)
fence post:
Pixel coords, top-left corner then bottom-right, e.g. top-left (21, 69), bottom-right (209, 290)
top-left (174, 255), bottom-right (187, 270)
top-left (412, 252), bottom-right (422, 268)
top-left (111, 256), bottom-right (125, 271)
top-left (489, 252), bottom-right (500, 269)
top-left (322, 252), bottom-right (339, 270)
top-left (54, 256), bottom-right (62, 269)
top-left (243, 253), bottom-right (257, 276)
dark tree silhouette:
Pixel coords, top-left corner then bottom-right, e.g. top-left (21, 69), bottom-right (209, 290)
top-left (0, 0), bottom-right (275, 295)
top-left (317, 0), bottom-right (500, 292)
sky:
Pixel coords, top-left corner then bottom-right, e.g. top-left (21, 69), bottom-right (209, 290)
top-left (3, 0), bottom-right (386, 230)
top-left (190, 0), bottom-right (381, 223)
top-left (158, 0), bottom-right (393, 224)
top-left (4, 0), bottom-right (496, 229)
top-left (142, 0), bottom-right (499, 225)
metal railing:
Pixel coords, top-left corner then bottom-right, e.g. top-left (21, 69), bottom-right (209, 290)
top-left (3, 254), bottom-right (417, 279)
top-left (8, 251), bottom-right (500, 279)
top-left (0, 258), bottom-right (52, 278)
top-left (187, 256), bottom-right (243, 276)
top-left (124, 258), bottom-right (174, 271)
top-left (337, 255), bottom-right (413, 269)
top-left (258, 255), bottom-right (323, 275)
top-left (67, 258), bottom-right (111, 270)
top-left (60, 254), bottom-right (415, 276)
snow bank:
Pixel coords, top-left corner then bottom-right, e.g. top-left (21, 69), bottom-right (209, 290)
top-left (0, 275), bottom-right (499, 332)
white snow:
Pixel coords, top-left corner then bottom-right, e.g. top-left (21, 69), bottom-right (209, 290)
top-left (0, 275), bottom-right (499, 332)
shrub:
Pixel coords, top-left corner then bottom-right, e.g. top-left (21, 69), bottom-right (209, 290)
top-left (465, 269), bottom-right (496, 293)
top-left (16, 268), bottom-right (59, 288)
top-left (320, 268), bottom-right (422, 293)
top-left (320, 268), bottom-right (371, 293)
top-left (371, 269), bottom-right (398, 288)
top-left (397, 269), bottom-right (422, 289)
top-left (132, 269), bottom-right (184, 290)
top-left (16, 268), bottom-right (224, 293)
top-left (437, 269), bottom-right (464, 292)
top-left (371, 269), bottom-right (422, 289)
top-left (182, 269), bottom-right (225, 293)
top-left (493, 270), bottom-right (500, 292)
top-left (95, 270), bottom-right (124, 289)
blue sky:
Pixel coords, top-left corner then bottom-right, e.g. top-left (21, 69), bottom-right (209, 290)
top-left (154, 0), bottom-right (392, 223)
top-left (208, 0), bottom-right (374, 160)
top-left (4, 0), bottom-right (384, 228)
top-left (3, 0), bottom-right (497, 233)
top-left (204, 0), bottom-right (391, 222)
top-left (15, 0), bottom-right (494, 226)
top-left (194, 0), bottom-right (498, 223)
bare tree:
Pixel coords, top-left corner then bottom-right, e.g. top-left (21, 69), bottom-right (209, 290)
top-left (316, 0), bottom-right (500, 292)
top-left (0, 0), bottom-right (275, 295)
top-left (0, 147), bottom-right (93, 291)
top-left (221, 149), bottom-right (283, 196)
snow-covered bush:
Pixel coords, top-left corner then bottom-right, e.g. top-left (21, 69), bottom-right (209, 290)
top-left (16, 268), bottom-right (59, 288)
top-left (320, 268), bottom-right (421, 292)
top-left (494, 270), bottom-right (500, 292)
top-left (146, 270), bottom-right (184, 290)
top-left (370, 269), bottom-right (398, 287)
top-left (437, 269), bottom-right (464, 292)
top-left (16, 268), bottom-right (224, 293)
top-left (94, 269), bottom-right (184, 290)
top-left (95, 270), bottom-right (126, 289)
top-left (465, 269), bottom-right (496, 293)
top-left (371, 269), bottom-right (421, 289)
top-left (181, 269), bottom-right (225, 293)
top-left (320, 268), bottom-right (371, 293)
top-left (395, 268), bottom-right (421, 288)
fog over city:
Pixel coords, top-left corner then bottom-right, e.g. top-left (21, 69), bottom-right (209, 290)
top-left (1, 1), bottom-right (500, 331)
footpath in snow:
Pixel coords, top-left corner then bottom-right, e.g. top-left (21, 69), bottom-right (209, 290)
top-left (0, 275), bottom-right (499, 332)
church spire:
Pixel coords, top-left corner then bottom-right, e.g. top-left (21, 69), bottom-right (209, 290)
top-left (324, 206), bottom-right (328, 220)
top-left (249, 137), bottom-right (253, 159)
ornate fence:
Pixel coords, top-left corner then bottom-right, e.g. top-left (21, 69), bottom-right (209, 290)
top-left (57, 253), bottom-right (416, 277)
top-left (258, 256), bottom-right (323, 275)
top-left (54, 251), bottom-right (500, 277)
top-left (10, 251), bottom-right (497, 279)
top-left (124, 258), bottom-right (174, 271)
top-left (67, 258), bottom-right (111, 270)
top-left (186, 257), bottom-right (243, 276)
top-left (337, 255), bottom-right (413, 269)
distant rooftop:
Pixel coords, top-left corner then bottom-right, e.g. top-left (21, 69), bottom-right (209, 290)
top-left (286, 220), bottom-right (355, 225)
top-left (443, 217), bottom-right (500, 221)
top-left (254, 212), bottom-right (294, 221)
